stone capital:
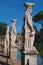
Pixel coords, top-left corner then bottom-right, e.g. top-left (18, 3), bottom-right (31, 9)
top-left (12, 19), bottom-right (16, 23)
top-left (24, 2), bottom-right (35, 8)
top-left (24, 2), bottom-right (35, 12)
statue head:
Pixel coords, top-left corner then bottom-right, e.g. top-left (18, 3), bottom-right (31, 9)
top-left (11, 19), bottom-right (16, 25)
top-left (24, 2), bottom-right (35, 13)
top-left (27, 7), bottom-right (32, 14)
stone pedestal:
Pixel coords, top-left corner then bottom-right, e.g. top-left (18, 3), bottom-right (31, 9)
top-left (11, 45), bottom-right (18, 60)
top-left (21, 48), bottom-right (37, 65)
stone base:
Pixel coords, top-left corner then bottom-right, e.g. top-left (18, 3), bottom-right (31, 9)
top-left (24, 47), bottom-right (38, 54)
top-left (21, 48), bottom-right (38, 65)
top-left (10, 45), bottom-right (18, 60)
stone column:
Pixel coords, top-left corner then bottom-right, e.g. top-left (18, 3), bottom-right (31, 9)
top-left (11, 19), bottom-right (18, 60)
top-left (21, 2), bottom-right (38, 65)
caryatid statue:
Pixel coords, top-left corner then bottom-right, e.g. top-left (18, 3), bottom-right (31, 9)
top-left (4, 25), bottom-right (9, 53)
top-left (24, 2), bottom-right (35, 48)
top-left (6, 26), bottom-right (9, 48)
top-left (11, 19), bottom-right (16, 46)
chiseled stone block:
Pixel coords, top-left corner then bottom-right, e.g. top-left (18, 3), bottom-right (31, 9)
top-left (11, 46), bottom-right (17, 60)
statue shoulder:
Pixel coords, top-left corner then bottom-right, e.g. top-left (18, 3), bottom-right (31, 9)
top-left (28, 14), bottom-right (32, 18)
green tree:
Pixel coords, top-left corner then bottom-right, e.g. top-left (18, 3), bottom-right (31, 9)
top-left (33, 10), bottom-right (43, 24)
top-left (0, 22), bottom-right (7, 36)
top-left (33, 10), bottom-right (43, 64)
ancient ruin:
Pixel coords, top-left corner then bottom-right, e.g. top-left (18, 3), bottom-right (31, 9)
top-left (21, 2), bottom-right (38, 65)
top-left (0, 2), bottom-right (38, 65)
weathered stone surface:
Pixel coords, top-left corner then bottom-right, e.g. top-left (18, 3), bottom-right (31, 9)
top-left (21, 2), bottom-right (37, 65)
top-left (11, 19), bottom-right (16, 46)
top-left (11, 19), bottom-right (18, 60)
top-left (4, 26), bottom-right (9, 54)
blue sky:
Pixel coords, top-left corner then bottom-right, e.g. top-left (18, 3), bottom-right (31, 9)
top-left (0, 0), bottom-right (43, 33)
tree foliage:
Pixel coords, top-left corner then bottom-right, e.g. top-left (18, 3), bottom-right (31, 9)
top-left (33, 10), bottom-right (43, 24)
top-left (33, 10), bottom-right (43, 64)
top-left (0, 22), bottom-right (7, 36)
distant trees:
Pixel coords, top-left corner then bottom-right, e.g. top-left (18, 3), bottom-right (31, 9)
top-left (33, 10), bottom-right (43, 64)
top-left (0, 22), bottom-right (7, 36)
top-left (33, 10), bottom-right (43, 24)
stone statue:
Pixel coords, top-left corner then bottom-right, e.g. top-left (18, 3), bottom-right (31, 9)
top-left (21, 3), bottom-right (37, 65)
top-left (6, 26), bottom-right (9, 48)
top-left (11, 19), bottom-right (16, 46)
top-left (24, 3), bottom-right (35, 48)
top-left (11, 19), bottom-right (18, 60)
top-left (4, 25), bottom-right (9, 53)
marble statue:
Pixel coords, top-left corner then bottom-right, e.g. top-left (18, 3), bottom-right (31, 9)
top-left (4, 25), bottom-right (9, 53)
top-left (21, 3), bottom-right (37, 65)
top-left (11, 19), bottom-right (16, 46)
top-left (6, 26), bottom-right (9, 46)
top-left (6, 26), bottom-right (9, 47)
top-left (24, 2), bottom-right (35, 48)
top-left (11, 19), bottom-right (18, 59)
